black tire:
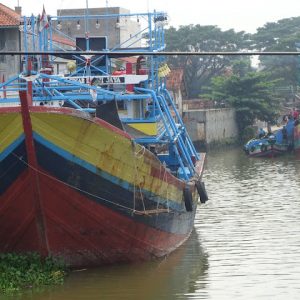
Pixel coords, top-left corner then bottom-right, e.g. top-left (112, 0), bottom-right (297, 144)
top-left (183, 186), bottom-right (193, 212)
top-left (196, 181), bottom-right (209, 203)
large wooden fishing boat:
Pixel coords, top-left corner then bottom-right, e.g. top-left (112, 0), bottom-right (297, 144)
top-left (0, 6), bottom-right (207, 267)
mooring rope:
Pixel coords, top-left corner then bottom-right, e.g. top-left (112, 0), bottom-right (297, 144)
top-left (11, 152), bottom-right (174, 253)
top-left (12, 152), bottom-right (136, 213)
top-left (132, 143), bottom-right (146, 213)
top-left (134, 144), bottom-right (146, 158)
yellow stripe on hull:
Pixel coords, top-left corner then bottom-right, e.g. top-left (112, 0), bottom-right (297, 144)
top-left (30, 112), bottom-right (184, 205)
top-left (0, 113), bottom-right (23, 152)
top-left (127, 122), bottom-right (157, 135)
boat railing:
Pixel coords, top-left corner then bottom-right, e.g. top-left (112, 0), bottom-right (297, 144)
top-left (0, 9), bottom-right (200, 180)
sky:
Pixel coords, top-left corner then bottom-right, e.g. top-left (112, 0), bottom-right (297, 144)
top-left (2, 0), bottom-right (300, 33)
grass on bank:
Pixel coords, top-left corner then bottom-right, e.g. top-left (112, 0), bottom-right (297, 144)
top-left (0, 253), bottom-right (67, 294)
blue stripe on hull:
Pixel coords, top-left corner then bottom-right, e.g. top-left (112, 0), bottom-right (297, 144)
top-left (0, 134), bottom-right (25, 161)
top-left (35, 140), bottom-right (194, 235)
top-left (33, 132), bottom-right (183, 211)
top-left (0, 141), bottom-right (28, 195)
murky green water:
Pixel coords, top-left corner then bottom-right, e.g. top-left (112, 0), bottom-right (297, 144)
top-left (2, 148), bottom-right (300, 300)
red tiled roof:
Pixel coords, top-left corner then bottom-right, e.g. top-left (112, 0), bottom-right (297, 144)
top-left (52, 35), bottom-right (76, 47)
top-left (166, 68), bottom-right (184, 90)
top-left (0, 4), bottom-right (20, 26)
top-left (119, 57), bottom-right (138, 64)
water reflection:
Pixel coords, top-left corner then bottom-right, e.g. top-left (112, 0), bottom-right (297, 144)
top-left (196, 148), bottom-right (300, 299)
top-left (6, 231), bottom-right (208, 300)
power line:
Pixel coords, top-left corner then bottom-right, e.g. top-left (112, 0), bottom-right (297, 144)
top-left (0, 51), bottom-right (300, 56)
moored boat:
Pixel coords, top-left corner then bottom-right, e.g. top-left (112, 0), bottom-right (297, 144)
top-left (0, 6), bottom-right (207, 267)
top-left (244, 119), bottom-right (295, 158)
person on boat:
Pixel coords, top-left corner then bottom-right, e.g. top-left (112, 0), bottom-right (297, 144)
top-left (282, 114), bottom-right (288, 125)
top-left (257, 128), bottom-right (266, 138)
top-left (267, 122), bottom-right (272, 136)
top-left (292, 108), bottom-right (299, 120)
top-left (282, 126), bottom-right (288, 142)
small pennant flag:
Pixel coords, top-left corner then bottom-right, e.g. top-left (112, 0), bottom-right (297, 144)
top-left (39, 5), bottom-right (49, 32)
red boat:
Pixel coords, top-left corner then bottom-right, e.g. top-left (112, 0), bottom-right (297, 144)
top-left (0, 8), bottom-right (207, 267)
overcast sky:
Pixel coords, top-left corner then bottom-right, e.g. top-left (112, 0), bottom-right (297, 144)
top-left (2, 0), bottom-right (300, 33)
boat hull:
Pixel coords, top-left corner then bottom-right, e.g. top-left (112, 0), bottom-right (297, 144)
top-left (0, 107), bottom-right (204, 267)
top-left (245, 143), bottom-right (289, 158)
top-left (294, 123), bottom-right (300, 158)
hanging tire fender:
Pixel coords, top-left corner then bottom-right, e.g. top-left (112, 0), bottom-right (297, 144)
top-left (196, 180), bottom-right (209, 203)
top-left (183, 185), bottom-right (193, 212)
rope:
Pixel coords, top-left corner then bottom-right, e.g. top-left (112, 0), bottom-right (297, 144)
top-left (155, 163), bottom-right (169, 213)
top-left (134, 145), bottom-right (146, 158)
top-left (132, 142), bottom-right (146, 213)
top-left (155, 164), bottom-right (162, 211)
top-left (12, 153), bottom-right (137, 214)
top-left (161, 164), bottom-right (170, 212)
top-left (10, 153), bottom-right (175, 253)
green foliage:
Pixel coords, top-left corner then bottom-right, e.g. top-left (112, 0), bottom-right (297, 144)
top-left (241, 126), bottom-right (256, 143)
top-left (164, 17), bottom-right (300, 99)
top-left (251, 17), bottom-right (300, 87)
top-left (209, 70), bottom-right (280, 133)
top-left (165, 25), bottom-right (251, 98)
top-left (0, 253), bottom-right (66, 294)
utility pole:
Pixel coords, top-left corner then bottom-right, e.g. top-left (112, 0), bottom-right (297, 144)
top-left (85, 0), bottom-right (90, 51)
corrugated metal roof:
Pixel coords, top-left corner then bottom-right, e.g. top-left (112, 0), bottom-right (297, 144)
top-left (0, 4), bottom-right (20, 27)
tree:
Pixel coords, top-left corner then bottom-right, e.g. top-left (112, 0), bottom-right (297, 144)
top-left (165, 25), bottom-right (251, 98)
top-left (252, 17), bottom-right (300, 88)
top-left (209, 68), bottom-right (281, 135)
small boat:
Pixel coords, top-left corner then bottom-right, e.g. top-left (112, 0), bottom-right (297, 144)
top-left (244, 119), bottom-right (295, 157)
top-left (0, 7), bottom-right (207, 267)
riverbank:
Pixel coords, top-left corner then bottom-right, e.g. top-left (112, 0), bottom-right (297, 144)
top-left (0, 253), bottom-right (67, 294)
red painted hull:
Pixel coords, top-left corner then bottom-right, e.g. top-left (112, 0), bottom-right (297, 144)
top-left (0, 167), bottom-right (191, 267)
top-left (0, 93), bottom-right (205, 267)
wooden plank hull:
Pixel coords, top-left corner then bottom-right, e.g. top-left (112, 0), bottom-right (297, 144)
top-left (0, 107), bottom-right (204, 267)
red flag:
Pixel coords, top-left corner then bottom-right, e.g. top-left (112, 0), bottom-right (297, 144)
top-left (39, 5), bottom-right (49, 32)
top-left (2, 74), bottom-right (7, 98)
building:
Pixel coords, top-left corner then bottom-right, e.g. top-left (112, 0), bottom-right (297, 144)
top-left (0, 4), bottom-right (22, 79)
top-left (55, 7), bottom-right (141, 49)
top-left (0, 4), bottom-right (142, 79)
top-left (0, 4), bottom-right (76, 78)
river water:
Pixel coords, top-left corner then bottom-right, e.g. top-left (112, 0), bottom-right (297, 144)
top-left (2, 148), bottom-right (300, 300)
